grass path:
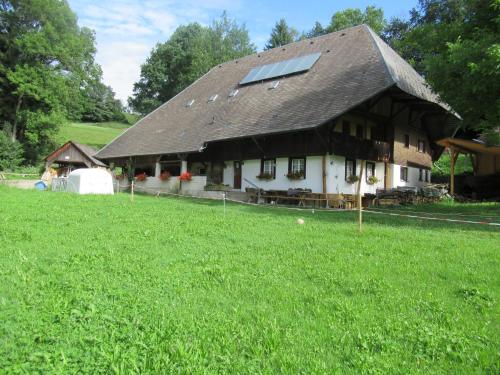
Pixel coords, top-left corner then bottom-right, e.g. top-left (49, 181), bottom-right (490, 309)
top-left (0, 186), bottom-right (498, 373)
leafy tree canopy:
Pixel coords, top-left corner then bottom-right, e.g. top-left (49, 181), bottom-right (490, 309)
top-left (328, 6), bottom-right (386, 34)
top-left (0, 0), bottom-right (123, 165)
top-left (265, 18), bottom-right (298, 50)
top-left (129, 12), bottom-right (255, 115)
top-left (387, 0), bottom-right (500, 142)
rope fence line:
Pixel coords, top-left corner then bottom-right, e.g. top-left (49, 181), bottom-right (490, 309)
top-left (364, 209), bottom-right (500, 227)
top-left (120, 184), bottom-right (500, 227)
top-left (366, 206), bottom-right (500, 220)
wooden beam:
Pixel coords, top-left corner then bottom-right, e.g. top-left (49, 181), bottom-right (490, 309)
top-left (450, 148), bottom-right (456, 195)
top-left (470, 153), bottom-right (477, 175)
top-left (251, 137), bottom-right (265, 157)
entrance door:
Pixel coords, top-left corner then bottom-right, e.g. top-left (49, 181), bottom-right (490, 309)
top-left (233, 161), bottom-right (242, 189)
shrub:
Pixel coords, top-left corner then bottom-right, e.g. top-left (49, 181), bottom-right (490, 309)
top-left (0, 131), bottom-right (24, 171)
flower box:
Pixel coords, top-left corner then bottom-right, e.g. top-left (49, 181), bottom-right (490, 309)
top-left (179, 172), bottom-right (192, 181)
top-left (346, 175), bottom-right (359, 184)
top-left (256, 173), bottom-right (273, 180)
top-left (286, 171), bottom-right (304, 180)
top-left (159, 171), bottom-right (171, 181)
top-left (135, 172), bottom-right (147, 182)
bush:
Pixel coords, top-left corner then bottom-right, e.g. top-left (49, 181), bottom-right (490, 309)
top-left (0, 131), bottom-right (24, 171)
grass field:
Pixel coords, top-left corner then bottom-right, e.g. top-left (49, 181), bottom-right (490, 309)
top-left (0, 186), bottom-right (498, 373)
top-left (56, 122), bottom-right (130, 149)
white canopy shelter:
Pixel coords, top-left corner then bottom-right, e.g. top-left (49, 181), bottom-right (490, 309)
top-left (66, 168), bottom-right (114, 195)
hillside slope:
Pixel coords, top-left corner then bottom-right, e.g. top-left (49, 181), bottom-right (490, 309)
top-left (56, 122), bottom-right (130, 150)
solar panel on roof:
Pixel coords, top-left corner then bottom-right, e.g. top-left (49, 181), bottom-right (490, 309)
top-left (239, 52), bottom-right (321, 85)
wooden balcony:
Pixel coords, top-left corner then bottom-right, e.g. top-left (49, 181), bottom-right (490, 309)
top-left (330, 133), bottom-right (391, 162)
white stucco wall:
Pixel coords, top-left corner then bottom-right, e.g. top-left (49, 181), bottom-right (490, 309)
top-left (222, 155), bottom-right (430, 195)
top-left (391, 164), bottom-right (429, 188)
top-left (326, 155), bottom-right (385, 195)
top-left (238, 157), bottom-right (323, 193)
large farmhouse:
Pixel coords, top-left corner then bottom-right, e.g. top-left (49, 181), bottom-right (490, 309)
top-left (96, 25), bottom-right (460, 197)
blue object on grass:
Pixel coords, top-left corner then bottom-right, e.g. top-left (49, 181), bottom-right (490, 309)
top-left (34, 181), bottom-right (47, 191)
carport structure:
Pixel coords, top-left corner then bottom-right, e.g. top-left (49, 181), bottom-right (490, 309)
top-left (437, 137), bottom-right (500, 196)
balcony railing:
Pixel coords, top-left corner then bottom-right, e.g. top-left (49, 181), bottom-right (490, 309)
top-left (330, 133), bottom-right (391, 162)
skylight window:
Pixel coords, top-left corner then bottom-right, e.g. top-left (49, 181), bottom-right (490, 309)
top-left (208, 94), bottom-right (218, 102)
top-left (186, 99), bottom-right (195, 108)
top-left (228, 89), bottom-right (239, 98)
top-left (269, 80), bottom-right (280, 90)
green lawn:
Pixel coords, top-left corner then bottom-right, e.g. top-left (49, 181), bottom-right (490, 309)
top-left (56, 122), bottom-right (130, 149)
top-left (0, 186), bottom-right (498, 373)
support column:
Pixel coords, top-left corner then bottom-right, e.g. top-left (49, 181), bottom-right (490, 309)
top-left (181, 160), bottom-right (188, 174)
top-left (155, 162), bottom-right (161, 177)
top-left (450, 148), bottom-right (456, 195)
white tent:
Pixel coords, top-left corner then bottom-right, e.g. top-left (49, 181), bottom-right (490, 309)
top-left (66, 168), bottom-right (114, 195)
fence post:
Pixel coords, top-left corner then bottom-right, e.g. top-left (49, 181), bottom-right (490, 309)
top-left (131, 180), bottom-right (134, 202)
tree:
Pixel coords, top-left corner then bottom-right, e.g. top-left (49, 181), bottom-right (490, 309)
top-left (328, 6), bottom-right (386, 34)
top-left (0, 130), bottom-right (23, 171)
top-left (305, 21), bottom-right (327, 38)
top-left (0, 0), bottom-right (98, 163)
top-left (265, 18), bottom-right (298, 50)
top-left (387, 0), bottom-right (500, 141)
top-left (129, 13), bottom-right (255, 115)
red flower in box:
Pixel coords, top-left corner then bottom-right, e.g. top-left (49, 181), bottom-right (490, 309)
top-left (159, 171), bottom-right (171, 181)
top-left (179, 172), bottom-right (192, 181)
top-left (135, 172), bottom-right (147, 182)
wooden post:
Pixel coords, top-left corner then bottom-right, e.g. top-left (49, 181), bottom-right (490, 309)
top-left (450, 148), bottom-right (456, 195)
top-left (357, 160), bottom-right (365, 232)
top-left (322, 154), bottom-right (327, 207)
top-left (131, 180), bottom-right (134, 202)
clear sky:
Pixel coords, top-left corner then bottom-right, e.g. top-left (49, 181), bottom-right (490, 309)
top-left (68, 0), bottom-right (418, 104)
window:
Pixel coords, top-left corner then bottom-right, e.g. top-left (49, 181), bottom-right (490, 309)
top-left (366, 162), bottom-right (375, 181)
top-left (419, 168), bottom-right (423, 181)
top-left (418, 140), bottom-right (425, 153)
top-left (198, 167), bottom-right (207, 176)
top-left (400, 166), bottom-right (408, 182)
top-left (345, 159), bottom-right (356, 180)
top-left (185, 99), bottom-right (195, 108)
top-left (228, 89), bottom-right (239, 97)
top-left (356, 124), bottom-right (364, 139)
top-left (404, 134), bottom-right (410, 148)
top-left (208, 94), bottom-right (218, 102)
top-left (260, 158), bottom-right (276, 178)
top-left (269, 80), bottom-right (280, 89)
top-left (342, 121), bottom-right (351, 135)
top-left (288, 157), bottom-right (306, 178)
top-left (425, 170), bottom-right (430, 182)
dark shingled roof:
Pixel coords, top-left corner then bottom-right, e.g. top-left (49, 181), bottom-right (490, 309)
top-left (73, 142), bottom-right (108, 167)
top-left (97, 24), bottom-right (457, 160)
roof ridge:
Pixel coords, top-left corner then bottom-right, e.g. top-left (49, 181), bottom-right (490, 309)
top-left (219, 24), bottom-right (368, 67)
top-left (363, 24), bottom-right (397, 85)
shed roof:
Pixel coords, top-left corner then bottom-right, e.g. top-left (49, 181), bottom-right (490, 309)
top-left (96, 24), bottom-right (458, 160)
top-left (46, 141), bottom-right (107, 167)
top-left (437, 138), bottom-right (500, 155)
